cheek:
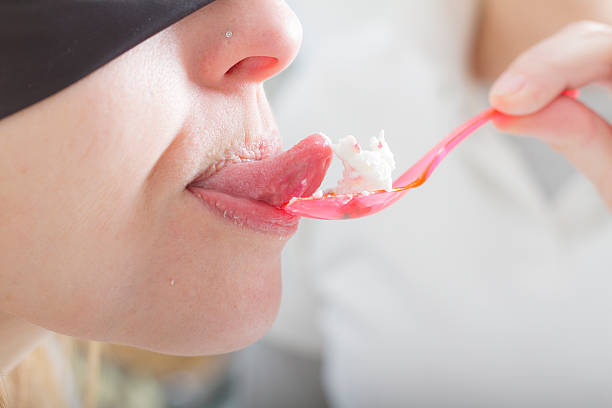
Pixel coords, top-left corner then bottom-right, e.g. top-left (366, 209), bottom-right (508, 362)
top-left (0, 34), bottom-right (193, 328)
top-left (0, 86), bottom-right (190, 334)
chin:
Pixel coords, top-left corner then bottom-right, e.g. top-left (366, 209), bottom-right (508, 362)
top-left (58, 192), bottom-right (292, 356)
top-left (112, 237), bottom-right (285, 356)
top-left (181, 256), bottom-right (284, 356)
top-left (140, 275), bottom-right (282, 356)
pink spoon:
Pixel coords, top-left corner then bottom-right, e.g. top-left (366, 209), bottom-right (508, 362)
top-left (282, 90), bottom-right (579, 220)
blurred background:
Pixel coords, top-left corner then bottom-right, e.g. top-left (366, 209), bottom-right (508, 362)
top-left (66, 1), bottom-right (612, 407)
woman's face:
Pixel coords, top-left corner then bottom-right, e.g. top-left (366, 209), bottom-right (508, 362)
top-left (0, 0), bottom-right (304, 354)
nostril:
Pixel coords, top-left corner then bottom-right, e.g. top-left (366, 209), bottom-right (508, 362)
top-left (225, 56), bottom-right (279, 79)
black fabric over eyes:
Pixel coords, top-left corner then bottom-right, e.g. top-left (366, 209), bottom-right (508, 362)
top-left (0, 0), bottom-right (215, 120)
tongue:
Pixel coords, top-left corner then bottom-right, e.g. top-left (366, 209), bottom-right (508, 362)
top-left (192, 134), bottom-right (332, 208)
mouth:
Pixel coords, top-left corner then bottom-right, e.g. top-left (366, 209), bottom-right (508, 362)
top-left (188, 133), bottom-right (333, 235)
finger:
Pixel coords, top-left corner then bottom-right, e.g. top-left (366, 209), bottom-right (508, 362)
top-left (493, 96), bottom-right (612, 210)
top-left (490, 21), bottom-right (612, 115)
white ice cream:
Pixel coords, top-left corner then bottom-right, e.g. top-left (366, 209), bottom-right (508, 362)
top-left (330, 130), bottom-right (396, 194)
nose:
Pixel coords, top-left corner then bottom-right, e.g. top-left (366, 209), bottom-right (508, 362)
top-left (178, 0), bottom-right (303, 88)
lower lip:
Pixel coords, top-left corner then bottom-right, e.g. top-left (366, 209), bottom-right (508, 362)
top-left (188, 187), bottom-right (300, 235)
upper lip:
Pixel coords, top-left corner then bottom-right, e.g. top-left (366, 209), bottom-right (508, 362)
top-left (188, 133), bottom-right (333, 208)
top-left (191, 137), bottom-right (280, 181)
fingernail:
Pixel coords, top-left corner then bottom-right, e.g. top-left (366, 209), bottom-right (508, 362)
top-left (491, 73), bottom-right (526, 96)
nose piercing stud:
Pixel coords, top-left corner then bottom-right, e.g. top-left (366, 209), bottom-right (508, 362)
top-left (225, 31), bottom-right (233, 38)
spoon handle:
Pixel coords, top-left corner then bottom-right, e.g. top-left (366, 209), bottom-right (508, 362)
top-left (392, 89), bottom-right (579, 190)
top-left (391, 108), bottom-right (499, 189)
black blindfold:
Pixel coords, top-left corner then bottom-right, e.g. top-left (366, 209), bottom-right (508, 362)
top-left (0, 0), bottom-right (215, 120)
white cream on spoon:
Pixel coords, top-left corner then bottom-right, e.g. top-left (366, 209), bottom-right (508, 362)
top-left (324, 130), bottom-right (396, 195)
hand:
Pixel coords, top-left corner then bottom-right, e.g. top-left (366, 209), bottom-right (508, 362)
top-left (489, 21), bottom-right (612, 211)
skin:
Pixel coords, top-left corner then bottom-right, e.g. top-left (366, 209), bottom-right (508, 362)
top-left (475, 0), bottom-right (612, 211)
top-left (0, 0), bottom-right (302, 364)
top-left (474, 0), bottom-right (612, 80)
top-left (489, 22), bottom-right (612, 211)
